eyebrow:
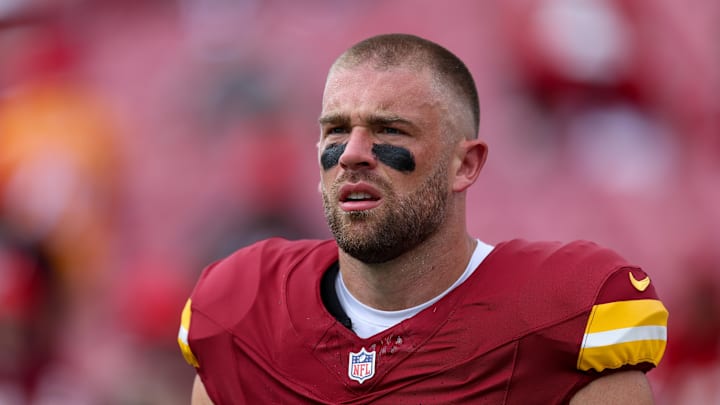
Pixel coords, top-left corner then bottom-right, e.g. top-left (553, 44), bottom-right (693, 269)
top-left (318, 112), bottom-right (418, 131)
top-left (318, 113), bottom-right (349, 127)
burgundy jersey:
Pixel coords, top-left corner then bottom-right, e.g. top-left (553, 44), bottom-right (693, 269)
top-left (178, 238), bottom-right (668, 404)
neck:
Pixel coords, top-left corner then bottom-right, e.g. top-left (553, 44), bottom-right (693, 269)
top-left (338, 218), bottom-right (476, 311)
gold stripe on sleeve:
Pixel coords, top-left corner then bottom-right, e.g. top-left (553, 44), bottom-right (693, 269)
top-left (577, 299), bottom-right (668, 372)
top-left (584, 299), bottom-right (668, 333)
top-left (178, 299), bottom-right (199, 368)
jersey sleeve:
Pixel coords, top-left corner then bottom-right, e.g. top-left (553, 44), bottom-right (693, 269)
top-left (178, 298), bottom-right (199, 368)
top-left (577, 267), bottom-right (669, 373)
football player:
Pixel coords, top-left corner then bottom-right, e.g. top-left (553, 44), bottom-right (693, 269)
top-left (179, 33), bottom-right (668, 404)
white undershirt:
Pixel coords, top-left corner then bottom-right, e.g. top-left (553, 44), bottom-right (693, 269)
top-left (335, 239), bottom-right (494, 338)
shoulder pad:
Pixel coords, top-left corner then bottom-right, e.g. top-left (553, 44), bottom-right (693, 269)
top-left (191, 238), bottom-right (332, 327)
top-left (495, 239), bottom-right (630, 327)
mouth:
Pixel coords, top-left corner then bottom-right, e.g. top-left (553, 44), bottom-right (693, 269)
top-left (338, 183), bottom-right (382, 212)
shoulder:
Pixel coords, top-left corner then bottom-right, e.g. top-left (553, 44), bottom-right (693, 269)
top-left (191, 238), bottom-right (335, 325)
top-left (490, 239), bottom-right (631, 304)
top-left (486, 239), bottom-right (661, 328)
top-left (492, 239), bottom-right (668, 373)
top-left (493, 239), bottom-right (629, 275)
top-left (177, 238), bottom-right (336, 367)
top-left (178, 238), bottom-right (337, 367)
top-left (577, 265), bottom-right (668, 373)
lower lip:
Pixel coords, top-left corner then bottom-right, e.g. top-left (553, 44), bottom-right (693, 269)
top-left (340, 200), bottom-right (382, 212)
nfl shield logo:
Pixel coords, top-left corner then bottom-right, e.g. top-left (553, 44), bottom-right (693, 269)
top-left (348, 347), bottom-right (376, 384)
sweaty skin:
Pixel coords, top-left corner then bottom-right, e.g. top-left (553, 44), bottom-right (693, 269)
top-left (321, 143), bottom-right (416, 172)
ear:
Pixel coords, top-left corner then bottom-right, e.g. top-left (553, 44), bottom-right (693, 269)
top-left (452, 139), bottom-right (488, 192)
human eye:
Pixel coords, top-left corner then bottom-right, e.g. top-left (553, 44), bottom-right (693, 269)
top-left (379, 127), bottom-right (404, 135)
top-left (371, 116), bottom-right (412, 136)
top-left (323, 126), bottom-right (348, 138)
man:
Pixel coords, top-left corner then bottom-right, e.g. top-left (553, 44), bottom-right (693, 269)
top-left (178, 33), bottom-right (668, 404)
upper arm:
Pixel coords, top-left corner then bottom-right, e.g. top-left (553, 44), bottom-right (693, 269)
top-left (192, 375), bottom-right (214, 405)
top-left (577, 268), bottom-right (668, 373)
top-left (569, 262), bottom-right (667, 403)
top-left (570, 370), bottom-right (654, 404)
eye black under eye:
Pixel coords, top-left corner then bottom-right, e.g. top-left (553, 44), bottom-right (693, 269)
top-left (320, 143), bottom-right (346, 170)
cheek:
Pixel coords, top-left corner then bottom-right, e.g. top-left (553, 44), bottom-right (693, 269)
top-left (319, 169), bottom-right (338, 196)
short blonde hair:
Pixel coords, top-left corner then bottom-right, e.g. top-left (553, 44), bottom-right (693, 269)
top-left (331, 33), bottom-right (480, 139)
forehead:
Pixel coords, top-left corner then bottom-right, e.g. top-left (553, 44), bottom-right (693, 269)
top-left (321, 66), bottom-right (444, 120)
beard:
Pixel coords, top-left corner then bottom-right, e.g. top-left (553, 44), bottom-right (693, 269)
top-left (322, 162), bottom-right (450, 264)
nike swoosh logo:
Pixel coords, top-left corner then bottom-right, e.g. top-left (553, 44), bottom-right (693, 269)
top-left (629, 272), bottom-right (650, 292)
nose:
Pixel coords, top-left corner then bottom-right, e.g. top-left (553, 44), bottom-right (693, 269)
top-left (339, 128), bottom-right (377, 171)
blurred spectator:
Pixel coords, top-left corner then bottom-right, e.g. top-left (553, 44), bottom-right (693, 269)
top-left (655, 252), bottom-right (720, 404)
top-left (498, 0), bottom-right (717, 191)
top-left (0, 222), bottom-right (96, 404)
top-left (0, 222), bottom-right (55, 403)
top-left (0, 19), bottom-right (122, 303)
top-left (0, 13), bottom-right (124, 403)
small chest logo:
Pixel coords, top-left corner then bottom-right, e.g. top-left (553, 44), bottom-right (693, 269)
top-left (348, 347), bottom-right (376, 384)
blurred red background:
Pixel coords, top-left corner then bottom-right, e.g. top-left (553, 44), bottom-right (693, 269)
top-left (0, 0), bottom-right (718, 403)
